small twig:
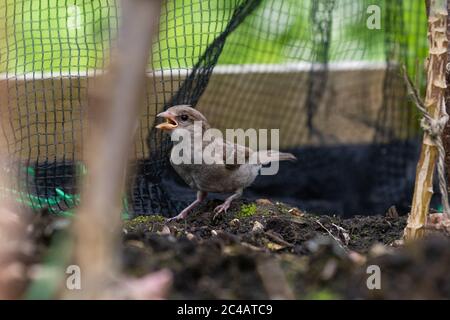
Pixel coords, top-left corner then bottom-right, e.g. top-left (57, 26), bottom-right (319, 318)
top-left (241, 242), bottom-right (265, 252)
top-left (315, 220), bottom-right (348, 252)
top-left (264, 231), bottom-right (294, 248)
top-left (402, 65), bottom-right (427, 111)
top-left (331, 223), bottom-right (350, 246)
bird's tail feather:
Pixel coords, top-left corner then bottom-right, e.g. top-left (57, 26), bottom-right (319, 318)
top-left (255, 150), bottom-right (297, 165)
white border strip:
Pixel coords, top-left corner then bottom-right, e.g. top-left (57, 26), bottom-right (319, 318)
top-left (213, 61), bottom-right (388, 73)
top-left (0, 61), bottom-right (388, 80)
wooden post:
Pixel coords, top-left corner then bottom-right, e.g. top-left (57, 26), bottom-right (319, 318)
top-left (404, 0), bottom-right (448, 241)
top-left (444, 0), bottom-right (450, 212)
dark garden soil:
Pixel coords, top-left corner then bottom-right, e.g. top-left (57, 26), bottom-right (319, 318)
top-left (120, 199), bottom-right (450, 299)
top-left (31, 199), bottom-right (450, 299)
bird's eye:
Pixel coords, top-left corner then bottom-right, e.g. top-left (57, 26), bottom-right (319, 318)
top-left (180, 114), bottom-right (189, 122)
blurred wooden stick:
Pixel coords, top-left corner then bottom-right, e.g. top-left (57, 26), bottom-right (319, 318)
top-left (0, 92), bottom-right (29, 299)
top-left (67, 0), bottom-right (168, 298)
top-left (0, 12), bottom-right (28, 299)
top-left (404, 0), bottom-right (449, 241)
top-left (0, 166), bottom-right (28, 300)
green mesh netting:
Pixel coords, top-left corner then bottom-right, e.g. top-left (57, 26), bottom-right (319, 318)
top-left (0, 0), bottom-right (429, 217)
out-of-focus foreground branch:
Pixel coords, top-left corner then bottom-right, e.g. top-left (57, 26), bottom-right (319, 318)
top-left (64, 0), bottom-right (171, 299)
top-left (0, 96), bottom-right (30, 299)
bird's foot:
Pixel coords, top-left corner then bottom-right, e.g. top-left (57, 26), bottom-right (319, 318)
top-left (166, 211), bottom-right (188, 223)
top-left (166, 193), bottom-right (206, 223)
top-left (213, 202), bottom-right (230, 220)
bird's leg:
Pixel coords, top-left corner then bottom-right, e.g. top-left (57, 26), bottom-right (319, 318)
top-left (167, 191), bottom-right (207, 222)
top-left (213, 189), bottom-right (243, 219)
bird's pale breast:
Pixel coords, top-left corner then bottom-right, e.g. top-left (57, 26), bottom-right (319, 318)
top-left (171, 159), bottom-right (259, 193)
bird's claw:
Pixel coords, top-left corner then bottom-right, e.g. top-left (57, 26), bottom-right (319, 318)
top-left (165, 213), bottom-right (186, 223)
top-left (212, 202), bottom-right (230, 220)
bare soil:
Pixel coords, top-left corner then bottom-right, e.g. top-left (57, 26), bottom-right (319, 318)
top-left (28, 199), bottom-right (450, 299)
top-left (118, 199), bottom-right (450, 299)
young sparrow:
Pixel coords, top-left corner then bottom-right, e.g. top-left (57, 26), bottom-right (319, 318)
top-left (155, 105), bottom-right (296, 221)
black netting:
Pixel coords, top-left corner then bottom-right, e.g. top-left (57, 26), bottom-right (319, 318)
top-left (0, 0), bottom-right (430, 217)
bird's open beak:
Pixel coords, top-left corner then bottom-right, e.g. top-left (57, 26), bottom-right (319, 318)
top-left (155, 111), bottom-right (178, 130)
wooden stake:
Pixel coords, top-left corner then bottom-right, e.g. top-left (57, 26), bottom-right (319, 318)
top-left (443, 0), bottom-right (450, 210)
top-left (404, 0), bottom-right (449, 241)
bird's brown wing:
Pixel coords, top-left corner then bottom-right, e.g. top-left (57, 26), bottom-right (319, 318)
top-left (222, 141), bottom-right (252, 170)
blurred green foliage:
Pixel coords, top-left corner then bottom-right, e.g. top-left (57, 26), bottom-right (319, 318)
top-left (0, 0), bottom-right (428, 73)
top-left (0, 0), bottom-right (118, 72)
